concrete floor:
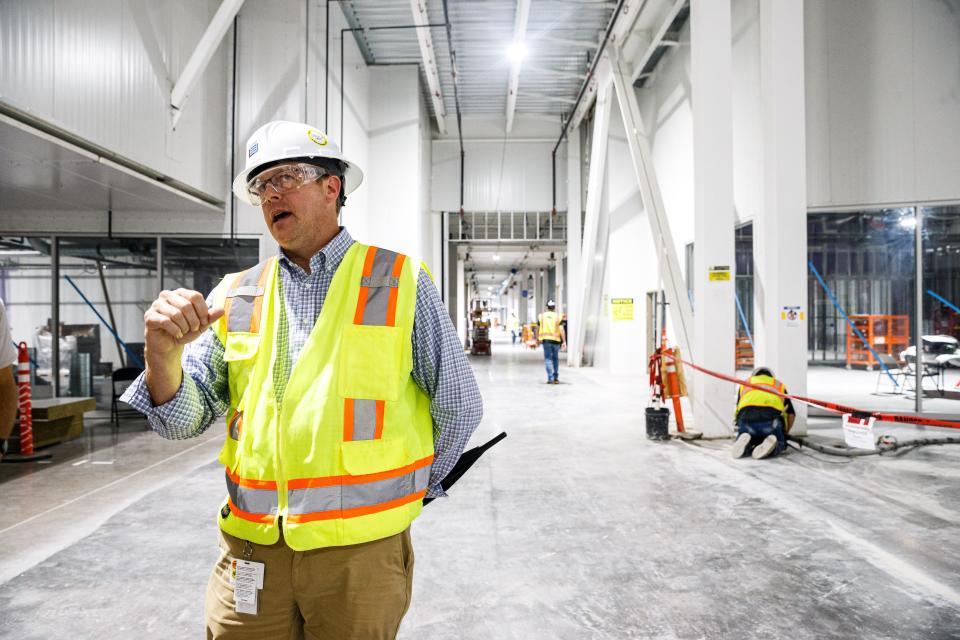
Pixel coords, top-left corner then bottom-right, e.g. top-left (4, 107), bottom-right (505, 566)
top-left (1, 331), bottom-right (959, 638)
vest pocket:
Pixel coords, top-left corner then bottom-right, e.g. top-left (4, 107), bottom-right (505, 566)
top-left (224, 332), bottom-right (260, 361)
top-left (338, 324), bottom-right (403, 401)
top-left (340, 437), bottom-right (408, 476)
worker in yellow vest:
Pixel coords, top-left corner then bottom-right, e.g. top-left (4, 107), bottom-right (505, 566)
top-left (122, 120), bottom-right (482, 638)
top-left (732, 366), bottom-right (795, 459)
top-left (538, 300), bottom-right (566, 384)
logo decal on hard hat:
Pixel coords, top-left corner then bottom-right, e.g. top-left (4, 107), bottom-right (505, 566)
top-left (248, 142), bottom-right (259, 157)
top-left (307, 129), bottom-right (328, 146)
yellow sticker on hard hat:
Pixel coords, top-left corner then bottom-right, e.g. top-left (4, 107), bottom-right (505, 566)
top-left (307, 129), bottom-right (329, 146)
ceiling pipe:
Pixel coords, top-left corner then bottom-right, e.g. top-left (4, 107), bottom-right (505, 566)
top-left (551, 0), bottom-right (629, 214)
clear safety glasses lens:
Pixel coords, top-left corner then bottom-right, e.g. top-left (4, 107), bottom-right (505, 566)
top-left (246, 163), bottom-right (327, 205)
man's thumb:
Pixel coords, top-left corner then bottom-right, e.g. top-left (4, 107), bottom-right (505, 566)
top-left (208, 307), bottom-right (226, 324)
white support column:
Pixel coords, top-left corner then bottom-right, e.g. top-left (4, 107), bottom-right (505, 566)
top-left (518, 270), bottom-right (529, 325)
top-left (691, 0), bottom-right (735, 437)
top-left (608, 48), bottom-right (695, 366)
top-left (566, 126), bottom-right (582, 365)
top-left (572, 63), bottom-right (613, 367)
top-left (755, 0), bottom-right (808, 434)
top-left (456, 258), bottom-right (466, 347)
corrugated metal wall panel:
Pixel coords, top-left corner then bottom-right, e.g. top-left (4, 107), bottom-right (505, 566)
top-left (0, 0), bottom-right (228, 198)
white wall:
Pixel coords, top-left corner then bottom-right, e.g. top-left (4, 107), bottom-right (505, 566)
top-left (359, 65), bottom-right (427, 260)
top-left (0, 0), bottom-right (228, 199)
top-left (805, 0), bottom-right (960, 208)
top-left (432, 116), bottom-right (567, 212)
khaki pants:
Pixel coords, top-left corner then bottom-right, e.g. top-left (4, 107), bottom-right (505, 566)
top-left (205, 527), bottom-right (414, 639)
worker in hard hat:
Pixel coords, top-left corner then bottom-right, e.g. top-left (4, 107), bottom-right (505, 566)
top-left (121, 120), bottom-right (483, 638)
top-left (538, 300), bottom-right (565, 384)
top-left (732, 366), bottom-right (795, 459)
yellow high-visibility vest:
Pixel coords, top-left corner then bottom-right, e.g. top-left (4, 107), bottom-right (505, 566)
top-left (538, 311), bottom-right (561, 342)
top-left (736, 374), bottom-right (787, 417)
top-left (211, 242), bottom-right (435, 550)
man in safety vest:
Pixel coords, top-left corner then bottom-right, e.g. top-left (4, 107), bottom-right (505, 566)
top-left (122, 120), bottom-right (483, 638)
top-left (538, 300), bottom-right (565, 384)
top-left (732, 366), bottom-right (795, 459)
top-left (510, 312), bottom-right (520, 344)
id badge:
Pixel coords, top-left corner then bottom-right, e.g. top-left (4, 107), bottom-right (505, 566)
top-left (231, 558), bottom-right (265, 615)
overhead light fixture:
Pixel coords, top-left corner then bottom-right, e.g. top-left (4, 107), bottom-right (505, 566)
top-left (493, 254), bottom-right (500, 261)
top-left (506, 41), bottom-right (527, 63)
top-left (900, 216), bottom-right (917, 229)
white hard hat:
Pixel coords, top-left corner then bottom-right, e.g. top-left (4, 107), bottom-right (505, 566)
top-left (547, 299), bottom-right (556, 308)
top-left (232, 120), bottom-right (363, 206)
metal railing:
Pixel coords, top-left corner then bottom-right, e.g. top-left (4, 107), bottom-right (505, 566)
top-left (447, 211), bottom-right (567, 242)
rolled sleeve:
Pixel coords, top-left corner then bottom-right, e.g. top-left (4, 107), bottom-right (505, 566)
top-left (410, 268), bottom-right (484, 499)
top-left (119, 320), bottom-right (229, 440)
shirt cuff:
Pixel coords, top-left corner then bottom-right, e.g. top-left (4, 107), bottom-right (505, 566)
top-left (119, 372), bottom-right (198, 432)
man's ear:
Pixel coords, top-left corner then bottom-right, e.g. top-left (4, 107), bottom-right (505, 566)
top-left (326, 175), bottom-right (343, 203)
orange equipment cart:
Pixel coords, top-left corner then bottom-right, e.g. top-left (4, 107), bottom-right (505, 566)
top-left (845, 314), bottom-right (909, 369)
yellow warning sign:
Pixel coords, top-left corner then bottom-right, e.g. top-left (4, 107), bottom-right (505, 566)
top-left (611, 298), bottom-right (634, 321)
top-left (709, 265), bottom-right (731, 281)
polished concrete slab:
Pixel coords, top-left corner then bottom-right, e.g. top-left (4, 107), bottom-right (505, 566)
top-left (1, 331), bottom-right (959, 638)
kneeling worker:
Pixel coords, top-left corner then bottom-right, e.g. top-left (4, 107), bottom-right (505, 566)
top-left (732, 366), bottom-right (795, 460)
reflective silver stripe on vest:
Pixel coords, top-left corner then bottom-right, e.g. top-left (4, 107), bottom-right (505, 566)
top-left (226, 259), bottom-right (271, 333)
top-left (360, 275), bottom-right (399, 289)
top-left (350, 399), bottom-right (378, 441)
top-left (287, 464), bottom-right (431, 517)
top-left (225, 472), bottom-right (279, 516)
top-left (359, 249), bottom-right (399, 326)
top-left (228, 411), bottom-right (241, 440)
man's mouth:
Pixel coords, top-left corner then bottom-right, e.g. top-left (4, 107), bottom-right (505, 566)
top-left (272, 210), bottom-right (293, 223)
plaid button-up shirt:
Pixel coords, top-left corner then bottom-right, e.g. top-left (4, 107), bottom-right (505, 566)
top-left (122, 228), bottom-right (483, 498)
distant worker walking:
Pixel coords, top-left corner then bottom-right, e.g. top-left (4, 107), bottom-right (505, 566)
top-left (122, 120), bottom-right (482, 639)
top-left (732, 367), bottom-right (795, 459)
top-left (538, 300), bottom-right (565, 384)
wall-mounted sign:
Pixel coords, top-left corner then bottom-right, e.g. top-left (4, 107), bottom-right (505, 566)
top-left (709, 266), bottom-right (731, 281)
top-left (781, 305), bottom-right (804, 327)
top-left (611, 298), bottom-right (634, 321)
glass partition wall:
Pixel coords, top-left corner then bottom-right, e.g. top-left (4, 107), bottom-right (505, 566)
top-left (0, 236), bottom-right (260, 401)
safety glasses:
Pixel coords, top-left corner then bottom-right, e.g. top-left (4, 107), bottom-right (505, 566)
top-left (245, 163), bottom-right (329, 206)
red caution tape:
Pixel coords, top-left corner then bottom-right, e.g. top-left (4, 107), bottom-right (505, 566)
top-left (663, 352), bottom-right (960, 430)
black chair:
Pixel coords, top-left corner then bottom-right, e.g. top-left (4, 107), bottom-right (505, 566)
top-left (111, 367), bottom-right (144, 427)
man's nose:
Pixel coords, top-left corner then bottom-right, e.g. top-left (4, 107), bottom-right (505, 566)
top-left (263, 185), bottom-right (282, 202)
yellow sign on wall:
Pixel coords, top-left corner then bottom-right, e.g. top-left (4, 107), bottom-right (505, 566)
top-left (611, 298), bottom-right (634, 321)
top-left (709, 265), bottom-right (731, 281)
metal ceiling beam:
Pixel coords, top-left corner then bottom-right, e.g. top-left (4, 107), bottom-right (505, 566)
top-left (409, 0), bottom-right (448, 134)
top-left (505, 0), bottom-right (532, 133)
top-left (170, 0), bottom-right (246, 130)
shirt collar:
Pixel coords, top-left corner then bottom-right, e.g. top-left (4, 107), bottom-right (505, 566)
top-left (278, 227), bottom-right (354, 276)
